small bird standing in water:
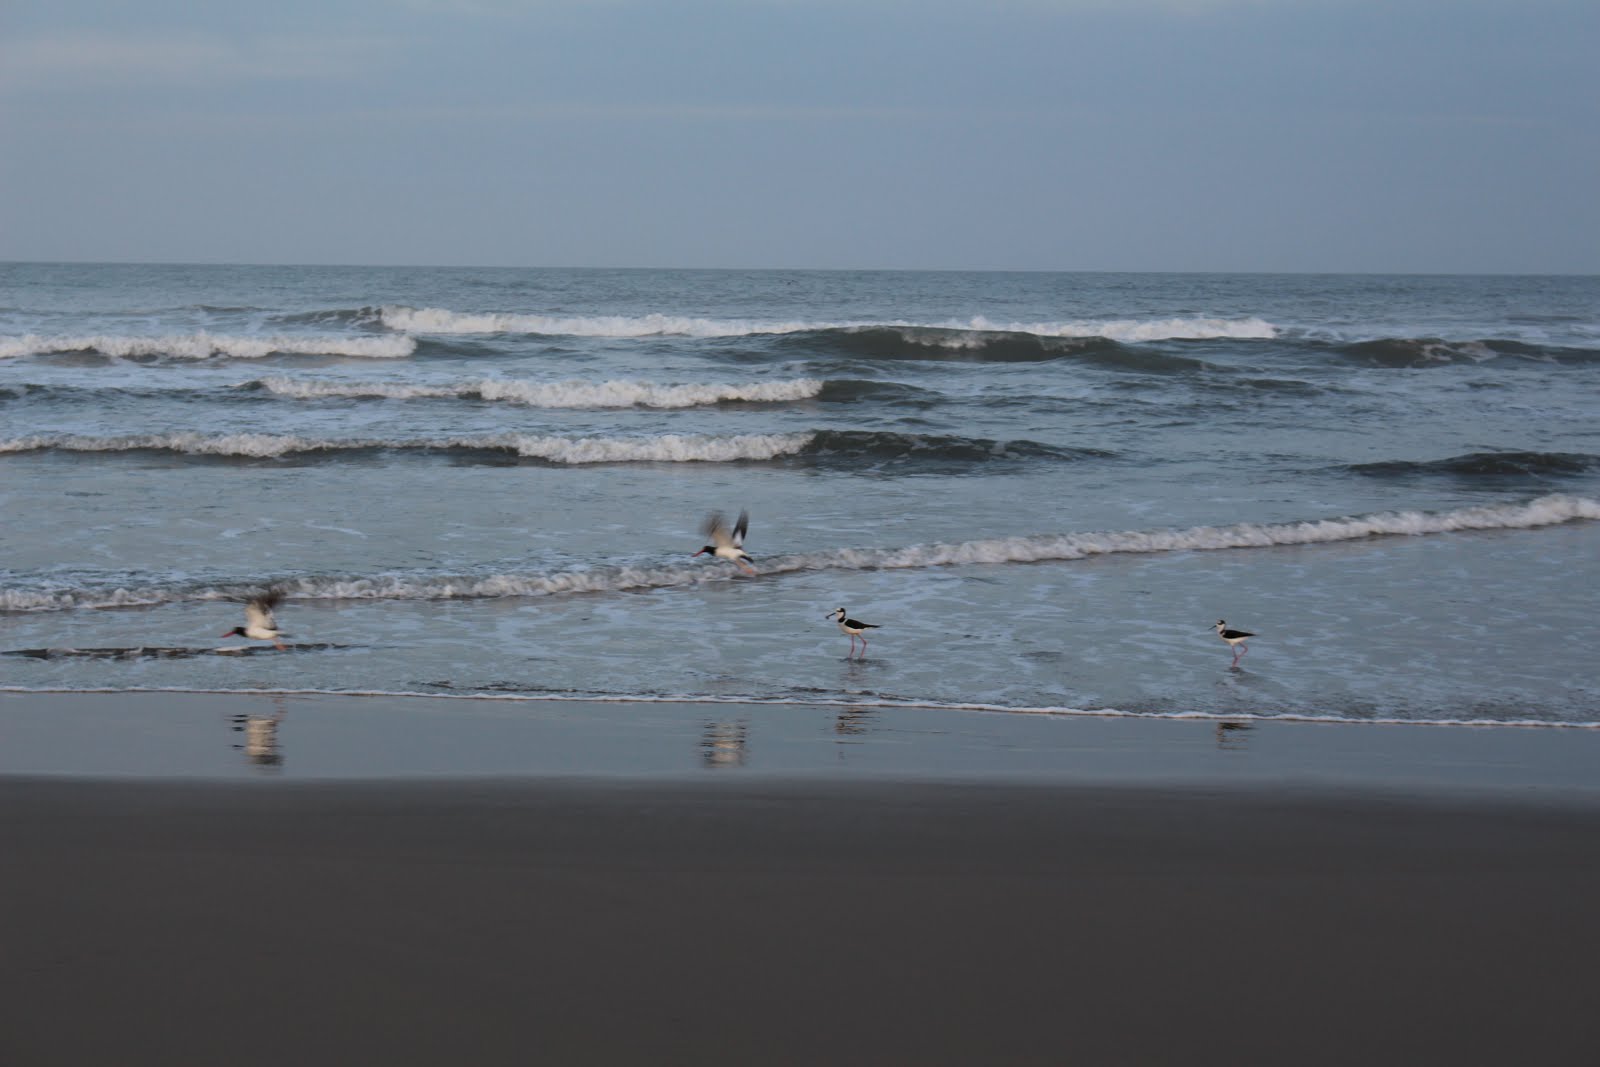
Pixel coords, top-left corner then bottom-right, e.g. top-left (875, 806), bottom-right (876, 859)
top-left (223, 590), bottom-right (289, 651)
top-left (1214, 619), bottom-right (1255, 666)
top-left (828, 607), bottom-right (880, 659)
top-left (694, 510), bottom-right (757, 575)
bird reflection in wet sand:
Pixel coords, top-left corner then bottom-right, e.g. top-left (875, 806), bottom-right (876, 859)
top-left (701, 719), bottom-right (749, 768)
top-left (1215, 720), bottom-right (1253, 750)
top-left (834, 706), bottom-right (876, 738)
top-left (231, 699), bottom-right (287, 770)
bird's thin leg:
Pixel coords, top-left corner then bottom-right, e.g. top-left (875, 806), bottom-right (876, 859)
top-left (858, 635), bottom-right (868, 657)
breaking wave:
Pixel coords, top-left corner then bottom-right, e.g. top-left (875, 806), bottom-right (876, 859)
top-left (6, 496), bottom-right (1594, 614)
top-left (244, 376), bottom-right (825, 408)
top-left (0, 332), bottom-right (415, 361)
top-left (0, 431), bottom-right (815, 463)
top-left (0, 429), bottom-right (1091, 467)
top-left (377, 305), bottom-right (1277, 343)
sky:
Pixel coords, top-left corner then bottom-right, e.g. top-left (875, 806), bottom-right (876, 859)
top-left (1, 0), bottom-right (1596, 272)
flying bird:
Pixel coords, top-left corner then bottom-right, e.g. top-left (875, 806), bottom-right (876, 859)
top-left (1214, 619), bottom-right (1255, 666)
top-left (827, 606), bottom-right (880, 659)
top-left (694, 510), bottom-right (757, 575)
top-left (224, 590), bottom-right (289, 651)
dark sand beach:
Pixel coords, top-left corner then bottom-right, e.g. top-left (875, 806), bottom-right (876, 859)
top-left (3, 692), bottom-right (1600, 1065)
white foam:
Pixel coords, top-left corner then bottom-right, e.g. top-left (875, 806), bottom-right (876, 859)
top-left (250, 376), bottom-right (825, 408)
top-left (0, 332), bottom-right (415, 360)
top-left (0, 431), bottom-right (816, 462)
top-left (6, 496), bottom-right (1593, 614)
top-left (774, 494), bottom-right (1600, 572)
top-left (379, 306), bottom-right (824, 338)
top-left (900, 316), bottom-right (1277, 345)
top-left (377, 305), bottom-right (1278, 342)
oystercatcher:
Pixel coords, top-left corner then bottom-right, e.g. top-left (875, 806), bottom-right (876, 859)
top-left (827, 607), bottom-right (879, 659)
top-left (1214, 619), bottom-right (1254, 666)
top-left (694, 510), bottom-right (757, 575)
top-left (223, 590), bottom-right (289, 651)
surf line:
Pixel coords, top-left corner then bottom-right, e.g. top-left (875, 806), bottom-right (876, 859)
top-left (2, 685), bottom-right (1598, 731)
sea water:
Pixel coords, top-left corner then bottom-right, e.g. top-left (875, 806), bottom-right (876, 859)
top-left (2, 264), bottom-right (1596, 725)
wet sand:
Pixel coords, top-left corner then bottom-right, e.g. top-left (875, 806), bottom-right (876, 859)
top-left (3, 690), bottom-right (1600, 1064)
top-left (4, 775), bottom-right (1600, 1066)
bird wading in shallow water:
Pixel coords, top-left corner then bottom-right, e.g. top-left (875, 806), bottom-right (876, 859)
top-left (1214, 619), bottom-right (1255, 666)
top-left (224, 591), bottom-right (289, 651)
top-left (694, 510), bottom-right (757, 575)
top-left (828, 607), bottom-right (879, 659)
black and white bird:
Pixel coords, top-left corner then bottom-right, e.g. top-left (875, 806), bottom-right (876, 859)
top-left (827, 607), bottom-right (879, 659)
top-left (223, 591), bottom-right (288, 651)
top-left (694, 510), bottom-right (757, 575)
top-left (1214, 619), bottom-right (1254, 666)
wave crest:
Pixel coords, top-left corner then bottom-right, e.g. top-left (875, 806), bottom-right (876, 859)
top-left (0, 429), bottom-right (1097, 466)
top-left (377, 305), bottom-right (1277, 343)
top-left (7, 496), bottom-right (1593, 614)
top-left (246, 376), bottom-right (825, 408)
top-left (0, 431), bottom-right (816, 463)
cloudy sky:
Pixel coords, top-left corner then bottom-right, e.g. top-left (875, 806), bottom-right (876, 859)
top-left (1, 0), bottom-right (1595, 272)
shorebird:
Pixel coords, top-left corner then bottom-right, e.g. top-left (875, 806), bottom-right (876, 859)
top-left (694, 510), bottom-right (757, 575)
top-left (1214, 619), bottom-right (1254, 666)
top-left (223, 591), bottom-right (289, 651)
top-left (828, 607), bottom-right (879, 659)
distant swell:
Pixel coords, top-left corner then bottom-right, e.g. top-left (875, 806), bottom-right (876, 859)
top-left (1350, 451), bottom-right (1600, 478)
top-left (244, 376), bottom-right (825, 408)
top-left (6, 496), bottom-right (1593, 614)
top-left (805, 430), bottom-right (1100, 464)
top-left (1334, 337), bottom-right (1600, 366)
top-left (0, 332), bottom-right (415, 361)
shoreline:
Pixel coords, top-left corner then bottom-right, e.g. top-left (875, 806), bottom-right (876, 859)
top-left (7, 688), bottom-right (1600, 1064)
top-left (4, 688), bottom-right (1600, 800)
top-left (6, 682), bottom-right (1600, 730)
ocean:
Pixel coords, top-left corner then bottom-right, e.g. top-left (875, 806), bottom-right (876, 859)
top-left (2, 263), bottom-right (1597, 727)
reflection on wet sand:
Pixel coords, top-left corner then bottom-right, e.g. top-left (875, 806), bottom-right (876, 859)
top-left (834, 706), bottom-right (876, 738)
top-left (1216, 721), bottom-right (1253, 750)
top-left (231, 699), bottom-right (287, 770)
top-left (701, 720), bottom-right (748, 768)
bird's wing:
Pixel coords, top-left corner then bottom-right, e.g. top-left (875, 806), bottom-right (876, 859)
top-left (732, 510), bottom-right (749, 547)
top-left (245, 598), bottom-right (277, 632)
top-left (702, 511), bottom-right (732, 548)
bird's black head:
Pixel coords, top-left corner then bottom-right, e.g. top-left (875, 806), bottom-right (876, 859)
top-left (222, 626), bottom-right (247, 637)
top-left (694, 545), bottom-right (716, 557)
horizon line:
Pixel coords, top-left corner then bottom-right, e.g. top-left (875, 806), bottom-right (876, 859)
top-left (4, 258), bottom-right (1597, 279)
